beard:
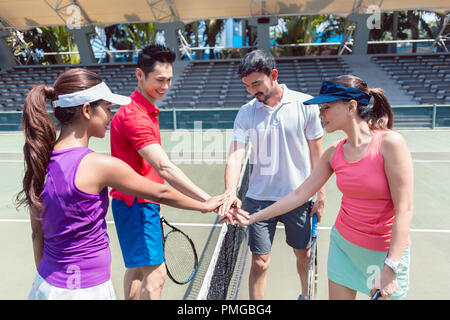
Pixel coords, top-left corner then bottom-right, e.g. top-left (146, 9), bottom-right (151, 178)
top-left (254, 87), bottom-right (274, 103)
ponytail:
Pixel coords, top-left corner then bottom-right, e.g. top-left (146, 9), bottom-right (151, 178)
top-left (16, 68), bottom-right (103, 215)
top-left (16, 85), bottom-right (57, 214)
top-left (367, 88), bottom-right (394, 130)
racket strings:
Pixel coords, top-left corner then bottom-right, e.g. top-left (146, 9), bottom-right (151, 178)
top-left (164, 231), bottom-right (197, 283)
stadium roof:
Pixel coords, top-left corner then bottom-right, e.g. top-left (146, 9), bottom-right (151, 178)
top-left (0, 0), bottom-right (449, 29)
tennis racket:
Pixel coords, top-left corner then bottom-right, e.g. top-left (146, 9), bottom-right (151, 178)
top-left (160, 217), bottom-right (199, 285)
top-left (307, 201), bottom-right (318, 300)
top-left (371, 289), bottom-right (382, 300)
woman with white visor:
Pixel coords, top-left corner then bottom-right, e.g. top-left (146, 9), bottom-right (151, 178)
top-left (17, 68), bottom-right (227, 299)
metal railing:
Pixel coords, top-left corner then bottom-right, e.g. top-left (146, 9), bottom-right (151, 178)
top-left (0, 105), bottom-right (449, 131)
top-left (162, 104), bottom-right (450, 130)
top-left (21, 37), bottom-right (448, 64)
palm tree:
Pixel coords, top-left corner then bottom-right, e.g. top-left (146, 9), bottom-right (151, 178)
top-left (204, 19), bottom-right (225, 59)
top-left (368, 10), bottom-right (441, 54)
top-left (181, 21), bottom-right (200, 59)
top-left (273, 15), bottom-right (346, 56)
top-left (122, 23), bottom-right (158, 48)
top-left (104, 23), bottom-right (157, 62)
top-left (10, 26), bottom-right (79, 65)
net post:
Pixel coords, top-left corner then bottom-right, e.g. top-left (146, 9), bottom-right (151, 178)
top-left (173, 108), bottom-right (177, 130)
top-left (432, 104), bottom-right (437, 129)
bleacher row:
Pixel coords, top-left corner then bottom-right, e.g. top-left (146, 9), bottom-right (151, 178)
top-left (372, 53), bottom-right (450, 105)
top-left (0, 53), bottom-right (449, 111)
top-left (0, 64), bottom-right (137, 111)
top-left (160, 57), bottom-right (352, 109)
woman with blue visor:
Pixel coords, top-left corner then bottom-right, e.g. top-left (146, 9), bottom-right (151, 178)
top-left (234, 74), bottom-right (413, 300)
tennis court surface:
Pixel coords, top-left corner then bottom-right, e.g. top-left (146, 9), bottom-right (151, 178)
top-left (0, 129), bottom-right (449, 300)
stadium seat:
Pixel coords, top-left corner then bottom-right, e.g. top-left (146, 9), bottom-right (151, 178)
top-left (372, 53), bottom-right (450, 105)
top-left (8, 55), bottom-right (443, 112)
top-left (161, 57), bottom-right (352, 109)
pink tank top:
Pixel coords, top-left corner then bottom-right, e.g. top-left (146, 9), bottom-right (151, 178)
top-left (331, 130), bottom-right (409, 252)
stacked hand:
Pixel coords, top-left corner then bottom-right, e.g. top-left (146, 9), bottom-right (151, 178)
top-left (201, 194), bottom-right (226, 213)
top-left (217, 191), bottom-right (250, 226)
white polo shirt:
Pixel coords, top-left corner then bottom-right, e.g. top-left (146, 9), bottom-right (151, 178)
top-left (232, 84), bottom-right (323, 201)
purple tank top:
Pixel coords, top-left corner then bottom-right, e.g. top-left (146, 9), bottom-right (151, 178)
top-left (38, 147), bottom-right (111, 289)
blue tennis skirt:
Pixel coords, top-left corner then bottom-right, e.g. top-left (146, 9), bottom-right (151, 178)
top-left (327, 226), bottom-right (410, 300)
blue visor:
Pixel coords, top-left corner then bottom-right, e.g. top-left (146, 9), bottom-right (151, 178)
top-left (304, 81), bottom-right (372, 106)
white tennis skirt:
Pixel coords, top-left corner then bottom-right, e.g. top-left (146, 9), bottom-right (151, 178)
top-left (28, 273), bottom-right (116, 300)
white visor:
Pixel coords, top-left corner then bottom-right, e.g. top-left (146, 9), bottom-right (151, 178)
top-left (53, 82), bottom-right (131, 108)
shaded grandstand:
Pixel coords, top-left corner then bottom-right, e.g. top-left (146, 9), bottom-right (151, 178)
top-left (372, 53), bottom-right (450, 105)
top-left (160, 56), bottom-right (351, 109)
top-left (0, 53), bottom-right (448, 116)
top-left (0, 2), bottom-right (448, 129)
top-left (0, 63), bottom-right (136, 111)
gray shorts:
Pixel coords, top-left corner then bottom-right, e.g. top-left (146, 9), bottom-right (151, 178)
top-left (244, 197), bottom-right (312, 254)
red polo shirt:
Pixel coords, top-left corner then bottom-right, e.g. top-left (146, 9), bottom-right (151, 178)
top-left (110, 89), bottom-right (164, 206)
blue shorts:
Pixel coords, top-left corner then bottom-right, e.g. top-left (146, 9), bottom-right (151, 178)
top-left (111, 199), bottom-right (164, 268)
top-left (244, 197), bottom-right (312, 254)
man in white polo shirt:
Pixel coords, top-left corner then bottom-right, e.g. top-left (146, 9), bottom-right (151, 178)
top-left (220, 50), bottom-right (326, 300)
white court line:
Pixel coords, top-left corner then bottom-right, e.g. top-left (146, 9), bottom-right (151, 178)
top-left (1, 129), bottom-right (449, 135)
top-left (413, 160), bottom-right (450, 163)
top-left (0, 219), bottom-right (221, 228)
top-left (1, 218), bottom-right (450, 233)
top-left (2, 159), bottom-right (450, 164)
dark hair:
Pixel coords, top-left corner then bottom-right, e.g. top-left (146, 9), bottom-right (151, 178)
top-left (137, 44), bottom-right (176, 76)
top-left (237, 49), bottom-right (276, 79)
top-left (16, 68), bottom-right (103, 214)
top-left (332, 75), bottom-right (394, 130)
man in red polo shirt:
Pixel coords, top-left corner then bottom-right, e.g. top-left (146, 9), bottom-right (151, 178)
top-left (110, 44), bottom-right (215, 300)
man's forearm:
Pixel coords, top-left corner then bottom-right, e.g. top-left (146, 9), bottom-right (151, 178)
top-left (159, 163), bottom-right (210, 202)
top-left (224, 161), bottom-right (242, 195)
top-left (138, 144), bottom-right (211, 202)
top-left (225, 141), bottom-right (246, 195)
top-left (219, 141), bottom-right (247, 217)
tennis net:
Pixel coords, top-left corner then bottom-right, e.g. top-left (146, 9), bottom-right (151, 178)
top-left (183, 148), bottom-right (252, 300)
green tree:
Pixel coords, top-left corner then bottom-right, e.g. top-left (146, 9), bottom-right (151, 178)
top-left (9, 26), bottom-right (79, 65)
top-left (273, 15), bottom-right (346, 56)
top-left (368, 10), bottom-right (442, 54)
top-left (180, 21), bottom-right (200, 59)
top-left (204, 19), bottom-right (225, 59)
top-left (104, 23), bottom-right (157, 62)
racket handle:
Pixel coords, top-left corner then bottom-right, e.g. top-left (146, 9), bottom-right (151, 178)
top-left (311, 213), bottom-right (318, 238)
top-left (371, 290), bottom-right (382, 300)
